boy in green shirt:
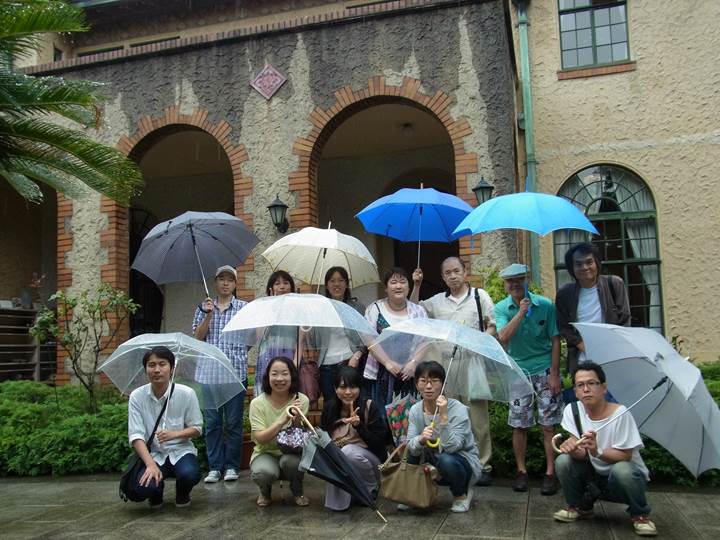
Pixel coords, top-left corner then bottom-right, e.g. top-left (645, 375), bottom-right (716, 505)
top-left (495, 264), bottom-right (563, 495)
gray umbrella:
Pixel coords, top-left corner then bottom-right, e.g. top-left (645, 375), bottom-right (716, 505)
top-left (131, 211), bottom-right (259, 297)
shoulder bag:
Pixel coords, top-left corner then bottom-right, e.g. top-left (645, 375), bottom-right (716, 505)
top-left (379, 444), bottom-right (438, 508)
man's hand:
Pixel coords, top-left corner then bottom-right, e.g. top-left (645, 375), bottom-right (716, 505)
top-left (517, 297), bottom-right (531, 317)
top-left (578, 430), bottom-right (598, 456)
top-left (155, 429), bottom-right (177, 443)
top-left (558, 436), bottom-right (580, 455)
top-left (548, 372), bottom-right (562, 395)
top-left (139, 462), bottom-right (163, 488)
top-left (201, 297), bottom-right (214, 314)
top-left (412, 268), bottom-right (423, 285)
top-left (385, 361), bottom-right (401, 377)
top-left (399, 362), bottom-right (415, 381)
top-left (348, 351), bottom-right (362, 369)
top-left (418, 425), bottom-right (437, 444)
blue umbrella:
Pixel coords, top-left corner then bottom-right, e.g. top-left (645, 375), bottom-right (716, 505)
top-left (356, 186), bottom-right (473, 267)
top-left (452, 192), bottom-right (598, 237)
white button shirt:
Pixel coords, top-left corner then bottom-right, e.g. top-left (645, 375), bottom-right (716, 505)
top-left (420, 286), bottom-right (496, 330)
top-left (128, 383), bottom-right (203, 465)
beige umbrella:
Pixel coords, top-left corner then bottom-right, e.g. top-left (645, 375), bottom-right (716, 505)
top-left (260, 225), bottom-right (379, 289)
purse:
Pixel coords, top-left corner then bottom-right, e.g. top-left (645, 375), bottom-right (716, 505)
top-left (378, 444), bottom-right (438, 509)
top-left (277, 425), bottom-right (310, 454)
top-left (119, 383), bottom-right (174, 502)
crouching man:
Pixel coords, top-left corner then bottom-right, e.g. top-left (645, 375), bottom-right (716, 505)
top-left (554, 362), bottom-right (656, 536)
top-left (128, 346), bottom-right (203, 508)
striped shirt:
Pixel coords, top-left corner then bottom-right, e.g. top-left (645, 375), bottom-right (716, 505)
top-left (192, 296), bottom-right (248, 381)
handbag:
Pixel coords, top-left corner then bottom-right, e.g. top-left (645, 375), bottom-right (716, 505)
top-left (119, 383), bottom-right (175, 502)
top-left (378, 444), bottom-right (438, 508)
top-left (298, 357), bottom-right (320, 401)
top-left (276, 396), bottom-right (311, 454)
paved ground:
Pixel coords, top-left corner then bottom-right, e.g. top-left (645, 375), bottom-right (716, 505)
top-left (1, 472), bottom-right (718, 539)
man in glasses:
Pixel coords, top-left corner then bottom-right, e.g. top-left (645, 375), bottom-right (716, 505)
top-left (554, 362), bottom-right (656, 537)
top-left (555, 243), bottom-right (631, 373)
top-left (495, 263), bottom-right (562, 495)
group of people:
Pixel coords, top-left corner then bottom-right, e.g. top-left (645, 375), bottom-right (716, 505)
top-left (125, 241), bottom-right (657, 536)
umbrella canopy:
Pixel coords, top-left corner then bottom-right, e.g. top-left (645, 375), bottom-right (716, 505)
top-left (131, 211), bottom-right (259, 294)
top-left (98, 332), bottom-right (246, 409)
top-left (369, 318), bottom-right (532, 402)
top-left (357, 186), bottom-right (472, 242)
top-left (453, 192), bottom-right (599, 237)
top-left (260, 226), bottom-right (379, 288)
top-left (574, 322), bottom-right (720, 477)
top-left (221, 293), bottom-right (378, 348)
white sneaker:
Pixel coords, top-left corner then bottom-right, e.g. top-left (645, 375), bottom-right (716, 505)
top-left (451, 487), bottom-right (473, 513)
top-left (397, 503), bottom-right (411, 511)
top-left (204, 470), bottom-right (221, 483)
top-left (224, 468), bottom-right (239, 481)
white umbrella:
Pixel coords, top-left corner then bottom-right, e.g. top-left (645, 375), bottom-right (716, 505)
top-left (260, 226), bottom-right (379, 289)
top-left (98, 332), bottom-right (245, 410)
top-left (221, 293), bottom-right (378, 348)
top-left (574, 322), bottom-right (720, 477)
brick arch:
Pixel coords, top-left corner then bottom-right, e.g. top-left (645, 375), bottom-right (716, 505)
top-left (288, 76), bottom-right (480, 260)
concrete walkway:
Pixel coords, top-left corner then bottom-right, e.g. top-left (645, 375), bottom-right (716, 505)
top-left (1, 472), bottom-right (718, 539)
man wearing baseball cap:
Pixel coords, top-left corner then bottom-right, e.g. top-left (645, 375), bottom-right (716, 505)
top-left (192, 265), bottom-right (248, 483)
top-left (494, 263), bottom-right (563, 495)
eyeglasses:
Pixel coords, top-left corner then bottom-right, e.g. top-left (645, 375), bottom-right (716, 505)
top-left (574, 380), bottom-right (602, 390)
top-left (417, 378), bottom-right (442, 386)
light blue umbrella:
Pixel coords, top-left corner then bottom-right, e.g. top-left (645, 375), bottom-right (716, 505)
top-left (453, 192), bottom-right (598, 237)
top-left (356, 186), bottom-right (473, 267)
top-left (574, 323), bottom-right (720, 477)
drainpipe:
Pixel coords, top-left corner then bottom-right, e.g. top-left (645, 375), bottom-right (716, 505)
top-left (513, 0), bottom-right (541, 285)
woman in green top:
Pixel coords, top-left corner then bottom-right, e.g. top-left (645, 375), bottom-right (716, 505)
top-left (249, 356), bottom-right (310, 507)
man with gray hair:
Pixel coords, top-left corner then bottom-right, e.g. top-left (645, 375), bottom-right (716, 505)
top-left (411, 256), bottom-right (496, 485)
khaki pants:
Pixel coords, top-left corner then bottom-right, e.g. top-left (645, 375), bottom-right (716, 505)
top-left (468, 398), bottom-right (492, 470)
top-left (250, 453), bottom-right (304, 497)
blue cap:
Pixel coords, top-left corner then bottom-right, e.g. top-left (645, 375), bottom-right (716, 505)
top-left (499, 263), bottom-right (529, 279)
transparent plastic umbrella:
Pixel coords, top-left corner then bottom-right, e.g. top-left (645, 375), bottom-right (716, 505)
top-left (369, 318), bottom-right (532, 403)
top-left (221, 293), bottom-right (378, 351)
top-left (98, 332), bottom-right (246, 409)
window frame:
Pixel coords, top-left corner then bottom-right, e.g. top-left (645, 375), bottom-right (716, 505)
top-left (557, 0), bottom-right (631, 71)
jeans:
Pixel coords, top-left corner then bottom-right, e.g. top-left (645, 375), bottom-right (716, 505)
top-left (409, 451), bottom-right (473, 497)
top-left (132, 453), bottom-right (201, 502)
top-left (203, 383), bottom-right (246, 471)
top-left (250, 453), bottom-right (304, 497)
top-left (555, 454), bottom-right (651, 516)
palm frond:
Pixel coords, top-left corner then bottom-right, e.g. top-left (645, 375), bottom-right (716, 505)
top-left (4, 156), bottom-right (90, 200)
top-left (0, 162), bottom-right (43, 203)
top-left (0, 1), bottom-right (88, 63)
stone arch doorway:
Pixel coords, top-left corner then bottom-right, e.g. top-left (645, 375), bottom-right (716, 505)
top-left (128, 125), bottom-right (235, 335)
top-left (290, 77), bottom-right (479, 304)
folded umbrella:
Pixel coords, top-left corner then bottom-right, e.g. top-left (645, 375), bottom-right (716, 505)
top-left (131, 211), bottom-right (259, 297)
top-left (574, 322), bottom-right (720, 476)
top-left (260, 226), bottom-right (379, 289)
top-left (453, 191), bottom-right (598, 237)
top-left (98, 332), bottom-right (246, 409)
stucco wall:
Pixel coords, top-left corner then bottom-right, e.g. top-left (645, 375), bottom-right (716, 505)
top-left (512, 0), bottom-right (720, 361)
top-left (53, 1), bottom-right (517, 336)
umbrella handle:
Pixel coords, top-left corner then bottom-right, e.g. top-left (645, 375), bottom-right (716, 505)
top-left (551, 433), bottom-right (588, 454)
top-left (425, 419), bottom-right (441, 448)
top-left (287, 406), bottom-right (318, 436)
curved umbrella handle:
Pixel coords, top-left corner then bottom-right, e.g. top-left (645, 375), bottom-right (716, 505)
top-left (551, 433), bottom-right (588, 454)
top-left (287, 406), bottom-right (318, 436)
top-left (425, 420), bottom-right (440, 448)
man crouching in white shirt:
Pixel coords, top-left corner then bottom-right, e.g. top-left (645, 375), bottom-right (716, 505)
top-left (128, 346), bottom-right (203, 508)
top-left (554, 362), bottom-right (657, 537)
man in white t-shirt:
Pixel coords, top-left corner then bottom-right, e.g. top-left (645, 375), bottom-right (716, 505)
top-left (553, 362), bottom-right (657, 537)
top-left (411, 257), bottom-right (496, 485)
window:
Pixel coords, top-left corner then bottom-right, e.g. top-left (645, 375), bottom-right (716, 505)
top-left (53, 47), bottom-right (63, 62)
top-left (553, 165), bottom-right (663, 333)
top-left (77, 46), bottom-right (123, 58)
top-left (559, 0), bottom-right (629, 70)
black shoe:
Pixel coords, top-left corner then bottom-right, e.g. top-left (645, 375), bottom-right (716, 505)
top-left (512, 471), bottom-right (529, 492)
top-left (148, 494), bottom-right (163, 509)
top-left (475, 470), bottom-right (493, 486)
top-left (175, 494), bottom-right (191, 508)
top-left (541, 473), bottom-right (559, 496)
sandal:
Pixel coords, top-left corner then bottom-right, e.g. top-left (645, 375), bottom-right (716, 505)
top-left (294, 495), bottom-right (310, 507)
top-left (256, 494), bottom-right (272, 507)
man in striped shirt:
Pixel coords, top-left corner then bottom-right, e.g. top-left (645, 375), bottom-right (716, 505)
top-left (192, 265), bottom-right (248, 483)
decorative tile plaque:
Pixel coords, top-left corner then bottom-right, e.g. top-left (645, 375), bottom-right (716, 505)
top-left (250, 64), bottom-right (287, 100)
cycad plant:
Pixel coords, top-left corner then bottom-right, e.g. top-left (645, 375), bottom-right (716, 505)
top-left (0, 0), bottom-right (142, 204)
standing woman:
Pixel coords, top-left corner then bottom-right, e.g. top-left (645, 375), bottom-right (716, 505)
top-left (249, 356), bottom-right (310, 507)
top-left (363, 267), bottom-right (427, 410)
top-left (320, 366), bottom-right (388, 511)
top-left (254, 270), bottom-right (296, 395)
top-left (317, 266), bottom-right (367, 403)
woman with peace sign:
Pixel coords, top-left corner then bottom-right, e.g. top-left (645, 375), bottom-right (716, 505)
top-left (320, 366), bottom-right (389, 511)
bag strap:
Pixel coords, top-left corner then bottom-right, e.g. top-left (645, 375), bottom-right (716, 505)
top-left (570, 400), bottom-right (592, 462)
top-left (145, 383), bottom-right (175, 451)
top-left (474, 288), bottom-right (486, 332)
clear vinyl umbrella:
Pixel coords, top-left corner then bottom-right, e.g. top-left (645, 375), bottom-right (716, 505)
top-left (98, 332), bottom-right (246, 409)
top-left (369, 318), bottom-right (532, 403)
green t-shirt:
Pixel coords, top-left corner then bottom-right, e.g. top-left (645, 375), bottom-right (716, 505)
top-left (249, 392), bottom-right (309, 462)
top-left (494, 292), bottom-right (559, 376)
